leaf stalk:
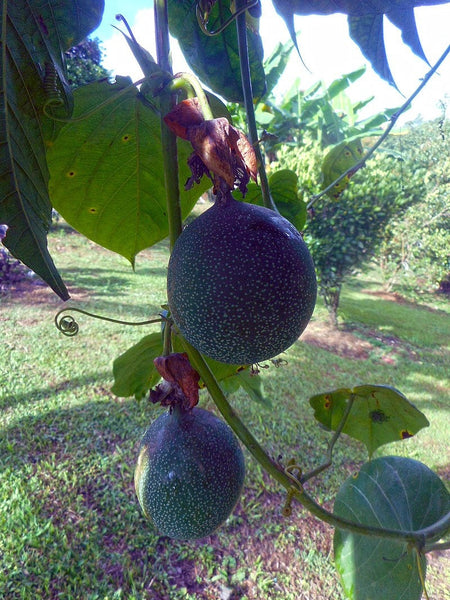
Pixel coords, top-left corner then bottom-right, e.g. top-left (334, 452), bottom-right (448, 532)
top-left (235, 0), bottom-right (276, 211)
top-left (154, 0), bottom-right (183, 248)
top-left (301, 395), bottom-right (355, 483)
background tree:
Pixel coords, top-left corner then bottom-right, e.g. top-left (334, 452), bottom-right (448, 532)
top-left (65, 38), bottom-right (110, 88)
top-left (272, 138), bottom-right (425, 325)
top-left (377, 116), bottom-right (450, 295)
top-left (243, 64), bottom-right (422, 325)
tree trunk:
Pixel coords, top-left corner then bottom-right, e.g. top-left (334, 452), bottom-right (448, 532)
top-left (323, 285), bottom-right (341, 328)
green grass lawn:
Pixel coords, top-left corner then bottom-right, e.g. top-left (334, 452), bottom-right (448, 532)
top-left (1, 226), bottom-right (449, 600)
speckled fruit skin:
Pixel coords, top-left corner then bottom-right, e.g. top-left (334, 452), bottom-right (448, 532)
top-left (134, 407), bottom-right (245, 540)
top-left (167, 197), bottom-right (317, 364)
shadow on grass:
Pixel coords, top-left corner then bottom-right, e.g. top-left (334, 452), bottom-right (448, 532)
top-left (0, 394), bottom-right (148, 470)
top-left (62, 265), bottom-right (167, 296)
top-left (0, 371), bottom-right (111, 411)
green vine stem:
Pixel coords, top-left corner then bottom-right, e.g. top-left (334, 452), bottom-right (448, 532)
top-left (235, 0), bottom-right (277, 212)
top-left (424, 539), bottom-right (450, 554)
top-left (180, 334), bottom-right (450, 546)
top-left (308, 43), bottom-right (450, 209)
top-left (154, 0), bottom-right (183, 249)
top-left (196, 0), bottom-right (259, 37)
top-left (170, 72), bottom-right (214, 119)
top-left (415, 549), bottom-right (430, 600)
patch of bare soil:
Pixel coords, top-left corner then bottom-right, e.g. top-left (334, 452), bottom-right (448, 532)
top-left (301, 321), bottom-right (374, 360)
top-left (301, 317), bottom-right (423, 364)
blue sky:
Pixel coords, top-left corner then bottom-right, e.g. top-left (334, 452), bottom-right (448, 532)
top-left (92, 1), bottom-right (450, 124)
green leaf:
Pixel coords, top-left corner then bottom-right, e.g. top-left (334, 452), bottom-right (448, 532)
top-left (112, 333), bottom-right (163, 399)
top-left (327, 68), bottom-right (366, 99)
top-left (321, 138), bottom-right (365, 199)
top-left (168, 0), bottom-right (265, 102)
top-left (348, 14), bottom-right (394, 87)
top-left (309, 384), bottom-right (429, 457)
top-left (268, 169), bottom-right (307, 231)
top-left (235, 369), bottom-right (270, 408)
top-left (334, 456), bottom-right (450, 600)
top-left (385, 8), bottom-right (429, 65)
top-left (0, 0), bottom-right (103, 299)
top-left (263, 38), bottom-right (295, 98)
top-left (47, 79), bottom-right (210, 263)
top-left (237, 169), bottom-right (306, 231)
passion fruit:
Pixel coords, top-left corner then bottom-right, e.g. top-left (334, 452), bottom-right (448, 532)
top-left (167, 195), bottom-right (317, 364)
top-left (134, 406), bottom-right (245, 540)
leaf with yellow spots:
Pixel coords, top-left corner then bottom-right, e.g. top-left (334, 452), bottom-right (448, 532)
top-left (47, 78), bottom-right (212, 263)
top-left (309, 384), bottom-right (429, 457)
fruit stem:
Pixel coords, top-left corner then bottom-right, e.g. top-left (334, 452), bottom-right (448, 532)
top-left (180, 337), bottom-right (448, 545)
top-left (154, 0), bottom-right (183, 248)
top-left (235, 0), bottom-right (277, 212)
top-left (170, 72), bottom-right (214, 120)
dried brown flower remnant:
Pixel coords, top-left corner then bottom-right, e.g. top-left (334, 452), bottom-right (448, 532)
top-left (150, 352), bottom-right (200, 410)
top-left (164, 97), bottom-right (257, 195)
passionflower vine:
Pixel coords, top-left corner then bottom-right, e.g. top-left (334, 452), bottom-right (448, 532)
top-left (164, 97), bottom-right (257, 195)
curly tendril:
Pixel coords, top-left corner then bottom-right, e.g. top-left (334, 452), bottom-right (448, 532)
top-left (282, 487), bottom-right (297, 518)
top-left (196, 0), bottom-right (260, 37)
top-left (54, 308), bottom-right (163, 337)
top-left (284, 462), bottom-right (303, 491)
top-left (55, 314), bottom-right (79, 337)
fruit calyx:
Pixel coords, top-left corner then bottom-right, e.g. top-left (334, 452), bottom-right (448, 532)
top-left (150, 352), bottom-right (200, 411)
top-left (163, 97), bottom-right (257, 195)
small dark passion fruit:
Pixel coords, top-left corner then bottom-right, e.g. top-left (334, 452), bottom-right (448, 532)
top-left (135, 406), bottom-right (245, 540)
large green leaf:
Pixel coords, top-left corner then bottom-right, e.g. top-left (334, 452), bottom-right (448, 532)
top-left (272, 0), bottom-right (449, 86)
top-left (309, 385), bottom-right (429, 457)
top-left (47, 78), bottom-right (210, 263)
top-left (347, 14), bottom-right (393, 86)
top-left (334, 456), bottom-right (450, 600)
top-left (0, 0), bottom-right (104, 299)
top-left (168, 0), bottom-right (265, 102)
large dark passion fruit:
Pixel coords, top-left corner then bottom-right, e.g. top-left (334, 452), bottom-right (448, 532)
top-left (167, 195), bottom-right (317, 364)
top-left (134, 406), bottom-right (245, 540)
